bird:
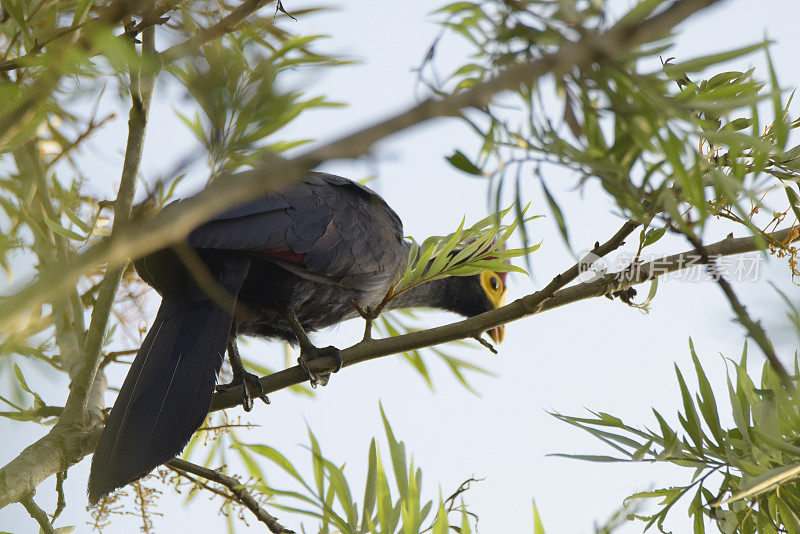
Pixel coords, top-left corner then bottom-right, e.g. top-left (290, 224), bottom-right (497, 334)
top-left (87, 171), bottom-right (508, 504)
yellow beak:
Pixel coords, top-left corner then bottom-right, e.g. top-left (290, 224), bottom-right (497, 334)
top-left (485, 285), bottom-right (506, 345)
top-left (488, 325), bottom-right (505, 344)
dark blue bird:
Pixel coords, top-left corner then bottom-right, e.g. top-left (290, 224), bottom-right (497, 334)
top-left (88, 172), bottom-right (507, 503)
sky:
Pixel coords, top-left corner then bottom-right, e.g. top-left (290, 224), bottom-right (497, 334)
top-left (2, 0), bottom-right (800, 533)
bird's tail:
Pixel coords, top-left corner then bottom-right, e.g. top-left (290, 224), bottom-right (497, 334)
top-left (88, 256), bottom-right (250, 504)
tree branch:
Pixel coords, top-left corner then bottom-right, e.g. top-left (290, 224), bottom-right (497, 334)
top-left (0, 0), bottom-right (726, 332)
top-left (0, 220), bottom-right (790, 511)
top-left (166, 458), bottom-right (294, 534)
top-left (20, 494), bottom-right (55, 534)
top-left (210, 225), bottom-right (798, 411)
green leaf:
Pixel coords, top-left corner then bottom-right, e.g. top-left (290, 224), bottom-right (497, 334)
top-left (461, 506), bottom-right (473, 534)
top-left (308, 430), bottom-right (326, 500)
top-left (675, 364), bottom-right (706, 452)
top-left (641, 226), bottom-right (667, 248)
top-left (689, 340), bottom-right (723, 447)
top-left (43, 214), bottom-right (85, 241)
top-left (245, 444), bottom-right (304, 483)
top-left (62, 206), bottom-right (91, 233)
top-left (723, 117), bottom-right (754, 132)
top-left (547, 453), bottom-right (628, 462)
top-left (380, 404), bottom-right (409, 498)
top-left (427, 217), bottom-right (465, 277)
top-left (432, 497), bottom-right (448, 534)
top-left (533, 500), bottom-right (546, 534)
top-left (13, 364), bottom-right (43, 406)
top-left (361, 439), bottom-right (378, 532)
top-left (668, 42), bottom-right (767, 74)
top-left (445, 150), bottom-right (483, 175)
top-left (326, 463), bottom-right (355, 528)
top-left (232, 444), bottom-right (266, 483)
top-left (765, 45), bottom-right (789, 151)
top-left (784, 186), bottom-right (800, 235)
top-left (375, 458), bottom-right (393, 533)
top-left (718, 462), bottom-right (800, 506)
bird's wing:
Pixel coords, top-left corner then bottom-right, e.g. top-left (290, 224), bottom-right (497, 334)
top-left (186, 172), bottom-right (405, 289)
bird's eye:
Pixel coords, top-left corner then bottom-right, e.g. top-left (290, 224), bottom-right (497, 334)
top-left (489, 276), bottom-right (500, 291)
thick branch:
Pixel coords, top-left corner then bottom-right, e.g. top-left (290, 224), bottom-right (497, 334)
top-left (166, 458), bottom-right (294, 534)
top-left (210, 226), bottom-right (798, 411)
top-left (0, 0), bottom-right (726, 331)
top-left (0, 426), bottom-right (101, 509)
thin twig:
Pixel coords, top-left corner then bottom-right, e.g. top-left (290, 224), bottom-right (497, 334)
top-left (169, 467), bottom-right (238, 502)
top-left (20, 494), bottom-right (55, 534)
top-left (166, 458), bottom-right (294, 534)
top-left (52, 471), bottom-right (67, 525)
top-left (682, 229), bottom-right (792, 388)
top-left (0, 405), bottom-right (64, 420)
top-left (99, 348), bottom-right (139, 370)
top-left (473, 335), bottom-right (498, 354)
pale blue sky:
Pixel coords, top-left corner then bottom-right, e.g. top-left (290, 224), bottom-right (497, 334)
top-left (2, 1), bottom-right (800, 532)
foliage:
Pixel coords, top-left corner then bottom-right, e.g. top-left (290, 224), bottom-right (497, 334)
top-left (554, 341), bottom-right (800, 534)
top-left (426, 0), bottom-right (800, 257)
top-left (236, 405), bottom-right (478, 534)
top-left (396, 204), bottom-right (537, 294)
top-left (168, 32), bottom-right (347, 178)
top-left (0, 0), bottom-right (799, 533)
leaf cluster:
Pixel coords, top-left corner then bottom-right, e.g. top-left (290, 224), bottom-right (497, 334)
top-left (427, 0), bottom-right (800, 252)
top-left (228, 406), bottom-right (478, 534)
top-left (395, 204), bottom-right (538, 296)
top-left (169, 31), bottom-right (347, 177)
top-left (554, 341), bottom-right (800, 533)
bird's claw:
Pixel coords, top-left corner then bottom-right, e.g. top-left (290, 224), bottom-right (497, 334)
top-left (216, 371), bottom-right (270, 412)
top-left (297, 345), bottom-right (342, 388)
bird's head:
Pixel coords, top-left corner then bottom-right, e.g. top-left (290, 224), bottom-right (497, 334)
top-left (408, 270), bottom-right (508, 344)
top-left (478, 270), bottom-right (507, 343)
top-left (388, 264), bottom-right (508, 344)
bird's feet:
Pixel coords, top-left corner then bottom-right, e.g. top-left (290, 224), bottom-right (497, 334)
top-left (297, 345), bottom-right (342, 388)
top-left (216, 371), bottom-right (270, 412)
